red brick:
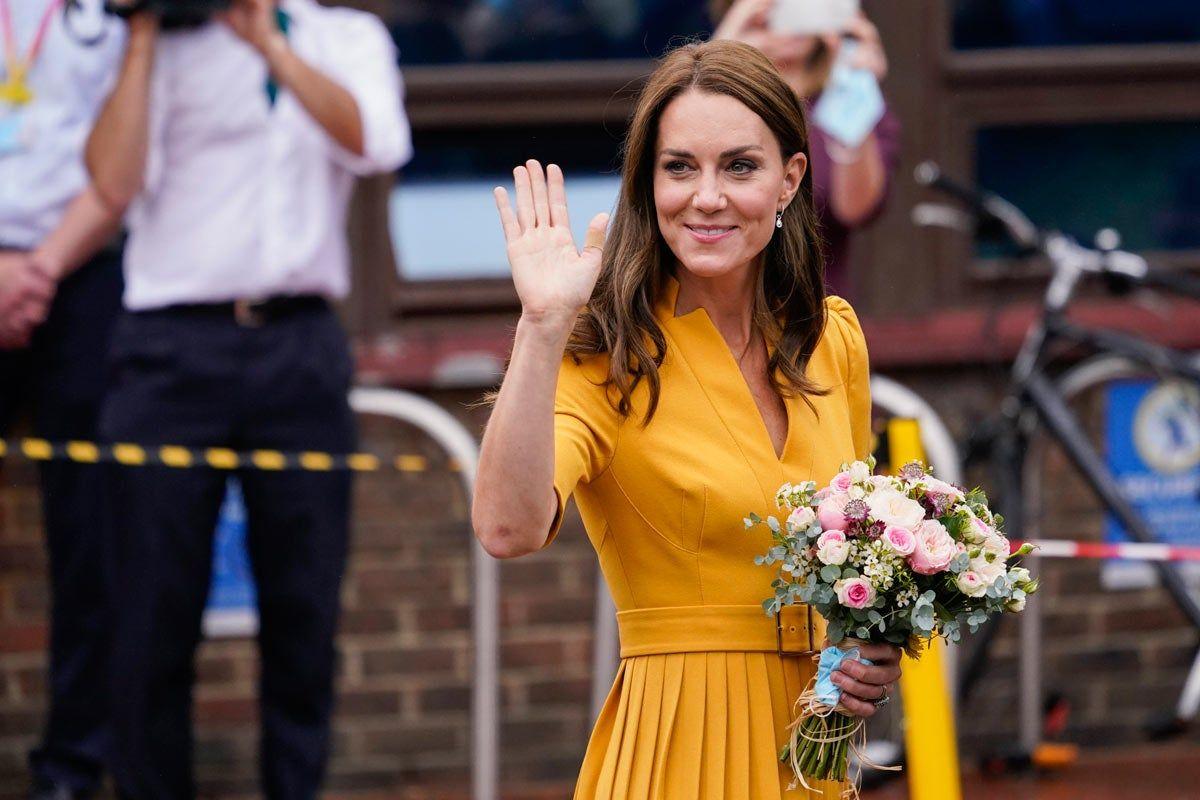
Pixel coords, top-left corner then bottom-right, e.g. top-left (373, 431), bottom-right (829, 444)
top-left (337, 689), bottom-right (402, 717)
top-left (0, 621), bottom-right (47, 652)
top-left (339, 608), bottom-right (399, 635)
top-left (361, 646), bottom-right (456, 677)
top-left (195, 697), bottom-right (258, 725)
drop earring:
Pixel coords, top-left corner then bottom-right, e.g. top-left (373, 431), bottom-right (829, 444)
top-left (775, 210), bottom-right (783, 229)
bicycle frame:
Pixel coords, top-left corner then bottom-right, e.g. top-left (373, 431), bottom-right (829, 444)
top-left (1003, 314), bottom-right (1200, 630)
top-left (998, 311), bottom-right (1200, 751)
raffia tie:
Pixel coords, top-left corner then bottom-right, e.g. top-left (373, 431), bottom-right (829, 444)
top-left (784, 647), bottom-right (902, 799)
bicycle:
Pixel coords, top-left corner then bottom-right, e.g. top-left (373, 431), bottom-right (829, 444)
top-left (912, 161), bottom-right (1200, 758)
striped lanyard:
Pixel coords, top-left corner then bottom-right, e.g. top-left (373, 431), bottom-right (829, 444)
top-left (0, 0), bottom-right (64, 106)
top-left (264, 7), bottom-right (289, 107)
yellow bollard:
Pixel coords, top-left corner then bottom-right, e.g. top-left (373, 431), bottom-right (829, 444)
top-left (887, 417), bottom-right (963, 800)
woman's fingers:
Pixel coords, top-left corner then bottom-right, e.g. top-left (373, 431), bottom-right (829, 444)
top-left (493, 187), bottom-right (520, 243)
top-left (527, 159), bottom-right (551, 228)
top-left (547, 164), bottom-right (571, 229)
top-left (513, 165), bottom-right (535, 232)
top-left (581, 212), bottom-right (609, 266)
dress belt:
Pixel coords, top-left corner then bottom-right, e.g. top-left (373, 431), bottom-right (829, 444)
top-left (616, 604), bottom-right (825, 658)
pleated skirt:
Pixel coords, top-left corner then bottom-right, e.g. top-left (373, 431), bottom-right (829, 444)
top-left (574, 651), bottom-right (846, 799)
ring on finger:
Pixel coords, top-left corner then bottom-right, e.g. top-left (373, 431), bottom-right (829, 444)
top-left (871, 686), bottom-right (892, 708)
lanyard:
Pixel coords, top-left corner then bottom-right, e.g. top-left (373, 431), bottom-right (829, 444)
top-left (0, 0), bottom-right (64, 105)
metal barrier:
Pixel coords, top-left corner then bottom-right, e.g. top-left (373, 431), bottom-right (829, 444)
top-left (348, 388), bottom-right (495, 800)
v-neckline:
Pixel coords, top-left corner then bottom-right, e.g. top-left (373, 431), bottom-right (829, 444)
top-left (656, 275), bottom-right (793, 464)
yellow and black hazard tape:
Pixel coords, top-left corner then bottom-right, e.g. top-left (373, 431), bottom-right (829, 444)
top-left (0, 438), bottom-right (456, 473)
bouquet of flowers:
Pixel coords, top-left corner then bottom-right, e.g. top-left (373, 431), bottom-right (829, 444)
top-left (746, 457), bottom-right (1038, 793)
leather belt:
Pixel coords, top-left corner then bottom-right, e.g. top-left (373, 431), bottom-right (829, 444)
top-left (151, 295), bottom-right (328, 327)
top-left (615, 604), bottom-right (823, 658)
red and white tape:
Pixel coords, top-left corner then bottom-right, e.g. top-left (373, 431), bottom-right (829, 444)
top-left (1014, 540), bottom-right (1200, 562)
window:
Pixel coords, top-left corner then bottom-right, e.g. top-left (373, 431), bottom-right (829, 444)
top-left (974, 120), bottom-right (1200, 257)
top-left (391, 123), bottom-right (626, 280)
top-left (384, 0), bottom-right (713, 65)
top-left (953, 0), bottom-right (1200, 50)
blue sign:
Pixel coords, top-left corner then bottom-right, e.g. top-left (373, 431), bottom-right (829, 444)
top-left (1104, 379), bottom-right (1200, 588)
top-left (202, 477), bottom-right (260, 637)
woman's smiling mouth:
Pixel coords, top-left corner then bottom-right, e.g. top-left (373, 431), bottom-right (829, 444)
top-left (684, 224), bottom-right (737, 243)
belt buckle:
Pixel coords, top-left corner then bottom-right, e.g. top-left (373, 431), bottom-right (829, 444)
top-left (234, 298), bottom-right (265, 328)
top-left (776, 605), bottom-right (817, 656)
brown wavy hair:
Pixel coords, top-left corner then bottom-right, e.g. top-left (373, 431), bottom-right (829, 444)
top-left (568, 39), bottom-right (827, 422)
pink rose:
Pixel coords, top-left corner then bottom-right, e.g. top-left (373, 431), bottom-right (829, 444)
top-left (908, 520), bottom-right (957, 575)
top-left (882, 525), bottom-right (917, 557)
top-left (817, 493), bottom-right (851, 532)
top-left (835, 577), bottom-right (876, 609)
top-left (830, 471), bottom-right (854, 493)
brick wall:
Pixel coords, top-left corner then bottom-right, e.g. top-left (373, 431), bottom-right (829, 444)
top-left (2, 375), bottom-right (1199, 798)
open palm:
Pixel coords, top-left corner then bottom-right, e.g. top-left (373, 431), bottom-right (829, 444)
top-left (494, 160), bottom-right (608, 326)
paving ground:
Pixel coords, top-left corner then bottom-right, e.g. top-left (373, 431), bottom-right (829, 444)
top-left (862, 742), bottom-right (1200, 800)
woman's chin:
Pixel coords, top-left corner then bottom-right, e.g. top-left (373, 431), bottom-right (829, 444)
top-left (676, 256), bottom-right (755, 281)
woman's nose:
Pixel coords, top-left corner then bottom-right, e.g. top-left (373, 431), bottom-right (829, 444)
top-left (691, 175), bottom-right (726, 213)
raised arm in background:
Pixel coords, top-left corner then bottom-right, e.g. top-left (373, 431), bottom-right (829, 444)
top-left (85, 12), bottom-right (157, 211)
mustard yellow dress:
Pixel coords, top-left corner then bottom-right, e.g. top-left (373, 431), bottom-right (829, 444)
top-left (550, 278), bottom-right (872, 800)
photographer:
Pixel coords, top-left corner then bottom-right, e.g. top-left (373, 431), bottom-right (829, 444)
top-left (85, 0), bottom-right (410, 797)
top-left (0, 0), bottom-right (125, 796)
top-left (713, 0), bottom-right (901, 298)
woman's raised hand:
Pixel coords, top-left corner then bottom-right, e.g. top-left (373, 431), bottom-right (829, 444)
top-left (494, 160), bottom-right (608, 328)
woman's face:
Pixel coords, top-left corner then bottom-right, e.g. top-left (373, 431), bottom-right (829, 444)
top-left (653, 89), bottom-right (806, 284)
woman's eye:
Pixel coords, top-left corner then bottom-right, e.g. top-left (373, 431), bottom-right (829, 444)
top-left (729, 159), bottom-right (758, 175)
top-left (664, 160), bottom-right (691, 174)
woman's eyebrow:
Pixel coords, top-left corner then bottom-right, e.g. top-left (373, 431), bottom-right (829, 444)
top-left (658, 145), bottom-right (765, 158)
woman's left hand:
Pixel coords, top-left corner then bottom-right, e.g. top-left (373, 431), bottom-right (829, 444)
top-left (832, 641), bottom-right (903, 718)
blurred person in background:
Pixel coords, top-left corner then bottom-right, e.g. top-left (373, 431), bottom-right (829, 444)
top-left (0, 0), bottom-right (126, 796)
top-left (84, 0), bottom-right (410, 796)
top-left (713, 0), bottom-right (900, 298)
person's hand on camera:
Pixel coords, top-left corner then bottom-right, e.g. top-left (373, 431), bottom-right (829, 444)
top-left (219, 0), bottom-right (285, 57)
top-left (0, 253), bottom-right (56, 350)
top-left (493, 160), bottom-right (608, 330)
top-left (714, 0), bottom-right (821, 69)
top-left (843, 12), bottom-right (887, 81)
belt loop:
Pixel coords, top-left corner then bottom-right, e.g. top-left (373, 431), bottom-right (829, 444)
top-left (234, 299), bottom-right (265, 328)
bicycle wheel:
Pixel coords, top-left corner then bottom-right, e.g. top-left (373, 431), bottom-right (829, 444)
top-left (1013, 354), bottom-right (1200, 748)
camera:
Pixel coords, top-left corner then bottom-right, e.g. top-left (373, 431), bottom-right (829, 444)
top-left (104, 0), bottom-right (232, 29)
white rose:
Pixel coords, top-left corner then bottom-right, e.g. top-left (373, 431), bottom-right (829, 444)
top-left (1008, 567), bottom-right (1032, 585)
top-left (866, 488), bottom-right (926, 530)
top-left (1006, 595), bottom-right (1027, 612)
top-left (849, 460), bottom-right (871, 483)
top-left (921, 476), bottom-right (965, 499)
top-left (787, 506), bottom-right (817, 531)
top-left (983, 532), bottom-right (1010, 560)
top-left (970, 556), bottom-right (1006, 585)
top-left (817, 538), bottom-right (850, 566)
top-left (955, 571), bottom-right (988, 598)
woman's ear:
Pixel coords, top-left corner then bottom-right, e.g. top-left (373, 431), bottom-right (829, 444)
top-left (780, 152), bottom-right (807, 207)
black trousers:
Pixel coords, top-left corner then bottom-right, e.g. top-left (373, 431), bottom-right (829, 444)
top-left (0, 250), bottom-right (123, 794)
top-left (98, 301), bottom-right (356, 800)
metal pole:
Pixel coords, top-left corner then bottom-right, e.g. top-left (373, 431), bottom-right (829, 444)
top-left (590, 579), bottom-right (619, 722)
top-left (348, 389), bottom-right (495, 800)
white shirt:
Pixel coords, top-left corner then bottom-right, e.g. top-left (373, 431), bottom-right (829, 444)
top-left (123, 0), bottom-right (412, 310)
top-left (0, 0), bottom-right (124, 248)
